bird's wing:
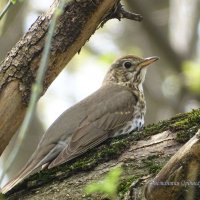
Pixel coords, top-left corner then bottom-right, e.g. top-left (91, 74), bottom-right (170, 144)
top-left (48, 85), bottom-right (137, 168)
top-left (2, 85), bottom-right (137, 194)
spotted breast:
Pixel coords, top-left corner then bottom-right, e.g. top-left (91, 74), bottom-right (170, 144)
top-left (114, 93), bottom-right (146, 137)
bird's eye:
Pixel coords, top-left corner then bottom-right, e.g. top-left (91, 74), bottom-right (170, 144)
top-left (123, 61), bottom-right (132, 69)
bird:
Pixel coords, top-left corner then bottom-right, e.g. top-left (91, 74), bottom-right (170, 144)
top-left (1, 54), bottom-right (159, 194)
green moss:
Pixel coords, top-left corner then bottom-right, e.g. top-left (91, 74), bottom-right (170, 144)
top-left (117, 155), bottom-right (166, 198)
top-left (172, 119), bottom-right (189, 129)
top-left (173, 110), bottom-right (199, 130)
top-left (148, 163), bottom-right (162, 174)
top-left (176, 129), bottom-right (195, 143)
top-left (6, 137), bottom-right (130, 198)
top-left (170, 110), bottom-right (200, 143)
top-left (141, 109), bottom-right (200, 144)
top-left (144, 121), bottom-right (170, 136)
top-left (142, 155), bottom-right (162, 174)
top-left (118, 176), bottom-right (138, 198)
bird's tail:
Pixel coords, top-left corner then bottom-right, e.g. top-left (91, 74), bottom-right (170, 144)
top-left (1, 141), bottom-right (63, 193)
top-left (1, 159), bottom-right (39, 194)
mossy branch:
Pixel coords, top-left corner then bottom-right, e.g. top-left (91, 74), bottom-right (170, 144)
top-left (4, 109), bottom-right (200, 199)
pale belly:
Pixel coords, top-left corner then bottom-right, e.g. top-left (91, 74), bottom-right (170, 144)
top-left (114, 114), bottom-right (144, 137)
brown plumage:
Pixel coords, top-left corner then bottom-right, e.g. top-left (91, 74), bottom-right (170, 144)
top-left (2, 55), bottom-right (158, 194)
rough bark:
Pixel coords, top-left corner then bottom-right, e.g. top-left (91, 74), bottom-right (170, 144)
top-left (0, 0), bottom-right (123, 155)
top-left (4, 109), bottom-right (200, 200)
top-left (145, 130), bottom-right (200, 200)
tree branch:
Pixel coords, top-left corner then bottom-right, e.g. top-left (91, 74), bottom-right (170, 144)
top-left (4, 109), bottom-right (200, 199)
top-left (100, 2), bottom-right (143, 27)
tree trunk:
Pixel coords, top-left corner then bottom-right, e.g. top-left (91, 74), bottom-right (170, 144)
top-left (4, 109), bottom-right (200, 200)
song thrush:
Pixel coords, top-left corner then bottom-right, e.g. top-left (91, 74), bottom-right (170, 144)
top-left (2, 55), bottom-right (158, 193)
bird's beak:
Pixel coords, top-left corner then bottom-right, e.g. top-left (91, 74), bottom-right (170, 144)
top-left (139, 56), bottom-right (159, 68)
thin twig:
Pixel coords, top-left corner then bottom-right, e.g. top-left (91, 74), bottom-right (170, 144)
top-left (0, 0), bottom-right (13, 20)
top-left (120, 7), bottom-right (143, 21)
top-left (0, 0), bottom-right (67, 185)
top-left (100, 2), bottom-right (143, 27)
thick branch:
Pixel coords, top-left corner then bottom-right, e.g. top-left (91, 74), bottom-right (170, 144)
top-left (4, 109), bottom-right (200, 199)
top-left (0, 0), bottom-right (142, 155)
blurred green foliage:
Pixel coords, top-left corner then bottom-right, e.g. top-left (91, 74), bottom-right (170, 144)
top-left (99, 53), bottom-right (116, 65)
top-left (11, 0), bottom-right (17, 4)
top-left (85, 166), bottom-right (122, 200)
top-left (0, 193), bottom-right (4, 200)
top-left (183, 61), bottom-right (200, 93)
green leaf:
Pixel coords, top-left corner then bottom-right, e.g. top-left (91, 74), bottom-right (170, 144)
top-left (11, 0), bottom-right (17, 4)
top-left (85, 166), bottom-right (122, 199)
top-left (182, 61), bottom-right (200, 93)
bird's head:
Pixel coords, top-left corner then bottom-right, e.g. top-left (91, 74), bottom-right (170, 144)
top-left (103, 55), bottom-right (159, 90)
